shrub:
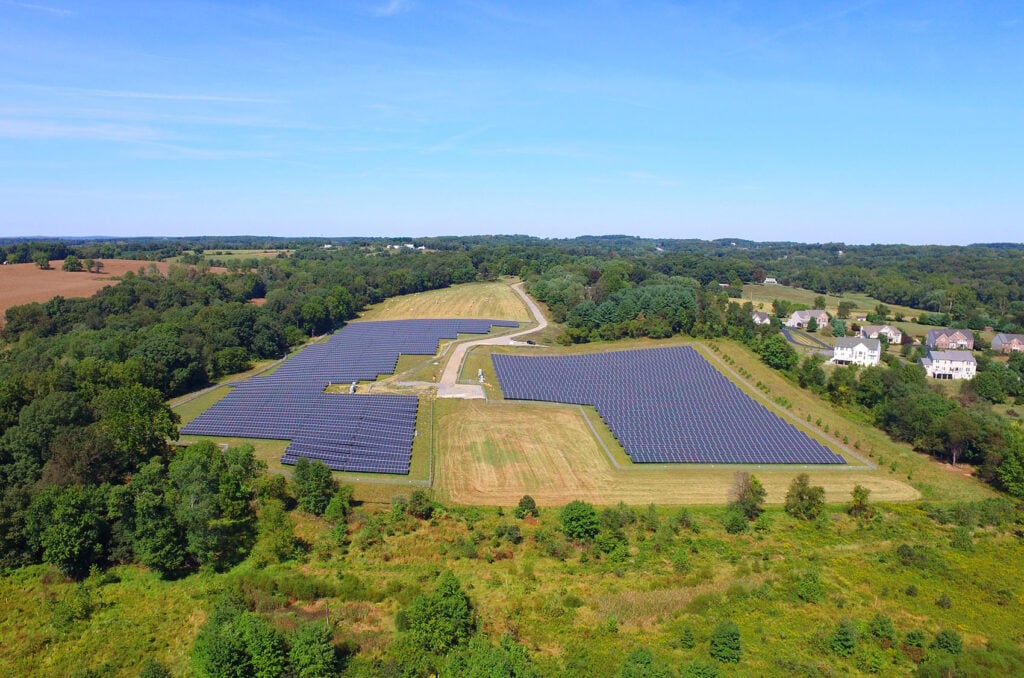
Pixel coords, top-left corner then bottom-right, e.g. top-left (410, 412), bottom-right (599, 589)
top-left (681, 660), bottom-right (719, 678)
top-left (904, 629), bottom-right (927, 648)
top-left (723, 507), bottom-right (748, 534)
top-left (324, 485), bottom-right (355, 523)
top-left (709, 620), bottom-right (741, 663)
top-left (672, 548), bottom-right (691, 574)
top-left (616, 647), bottom-right (673, 678)
top-left (932, 629), bottom-right (963, 654)
top-left (950, 526), bottom-right (974, 552)
top-left (679, 626), bottom-right (696, 649)
top-left (867, 613), bottom-right (896, 646)
top-left (293, 457), bottom-right (334, 515)
top-left (403, 571), bottom-right (475, 654)
top-left (829, 619), bottom-right (858, 657)
top-left (139, 659), bottom-right (172, 678)
top-left (514, 495), bottom-right (540, 519)
top-left (673, 507), bottom-right (698, 532)
top-left (408, 490), bottom-right (434, 520)
top-left (784, 474), bottom-right (826, 520)
top-left (935, 593), bottom-right (952, 609)
top-left (503, 524), bottom-right (523, 545)
top-left (561, 501), bottom-right (600, 542)
top-left (289, 622), bottom-right (338, 678)
top-left (730, 473), bottom-right (766, 520)
top-left (795, 572), bottom-right (824, 603)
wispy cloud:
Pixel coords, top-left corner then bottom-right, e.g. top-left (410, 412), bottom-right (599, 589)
top-left (1, 0), bottom-right (74, 16)
top-left (9, 84), bottom-right (284, 105)
top-left (132, 141), bottom-right (278, 161)
top-left (422, 125), bottom-right (490, 153)
top-left (0, 118), bottom-right (160, 142)
top-left (374, 0), bottom-right (413, 17)
top-left (64, 87), bottom-right (284, 105)
top-left (0, 186), bottom-right (176, 201)
top-left (477, 144), bottom-right (598, 160)
top-left (732, 0), bottom-right (880, 54)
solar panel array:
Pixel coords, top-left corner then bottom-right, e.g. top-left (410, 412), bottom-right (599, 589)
top-left (182, 318), bottom-right (518, 474)
top-left (493, 346), bottom-right (845, 465)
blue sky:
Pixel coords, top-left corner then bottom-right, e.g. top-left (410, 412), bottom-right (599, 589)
top-left (1, 1), bottom-right (1021, 244)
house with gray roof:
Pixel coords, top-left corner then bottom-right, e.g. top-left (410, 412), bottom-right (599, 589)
top-left (860, 324), bottom-right (903, 344)
top-left (920, 349), bottom-right (977, 380)
top-left (926, 328), bottom-right (974, 350)
top-left (992, 333), bottom-right (1024, 354)
top-left (832, 337), bottom-right (881, 366)
top-left (785, 309), bottom-right (829, 329)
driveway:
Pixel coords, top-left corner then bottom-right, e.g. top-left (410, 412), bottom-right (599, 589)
top-left (436, 282), bottom-right (548, 399)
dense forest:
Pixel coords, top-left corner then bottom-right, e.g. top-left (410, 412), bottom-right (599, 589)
top-left (1, 236), bottom-right (1023, 675)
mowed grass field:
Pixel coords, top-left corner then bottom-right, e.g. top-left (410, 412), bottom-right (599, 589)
top-left (432, 392), bottom-right (922, 507)
top-left (356, 279), bottom-right (532, 322)
top-left (742, 282), bottom-right (925, 321)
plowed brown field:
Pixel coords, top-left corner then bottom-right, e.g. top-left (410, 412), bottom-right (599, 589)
top-left (0, 259), bottom-right (224, 324)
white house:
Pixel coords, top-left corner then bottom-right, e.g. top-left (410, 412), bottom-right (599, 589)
top-left (832, 337), bottom-right (881, 366)
top-left (992, 333), bottom-right (1024, 354)
top-left (763, 277), bottom-right (779, 285)
top-left (860, 324), bottom-right (903, 344)
top-left (751, 311), bottom-right (771, 326)
top-left (919, 350), bottom-right (977, 380)
top-left (785, 309), bottom-right (829, 329)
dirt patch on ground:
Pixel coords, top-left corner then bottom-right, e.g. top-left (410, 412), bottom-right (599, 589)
top-left (0, 259), bottom-right (225, 324)
top-left (433, 400), bottom-right (919, 506)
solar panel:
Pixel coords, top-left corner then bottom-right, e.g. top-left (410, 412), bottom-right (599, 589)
top-left (492, 346), bottom-right (845, 465)
top-left (181, 318), bottom-right (518, 474)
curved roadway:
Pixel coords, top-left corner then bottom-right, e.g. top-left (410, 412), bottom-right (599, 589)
top-left (436, 282), bottom-right (548, 398)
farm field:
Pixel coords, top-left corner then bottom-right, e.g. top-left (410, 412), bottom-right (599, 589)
top-left (356, 279), bottom-right (532, 322)
top-left (742, 282), bottom-right (926, 321)
top-left (0, 259), bottom-right (224, 323)
top-left (169, 248), bottom-right (289, 263)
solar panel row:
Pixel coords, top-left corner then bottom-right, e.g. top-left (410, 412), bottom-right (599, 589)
top-left (181, 319), bottom-right (518, 474)
top-left (492, 346), bottom-right (845, 465)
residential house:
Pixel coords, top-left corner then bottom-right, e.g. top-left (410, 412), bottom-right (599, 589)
top-left (832, 337), bottom-right (881, 366)
top-left (919, 350), bottom-right (977, 380)
top-left (785, 309), bottom-right (829, 329)
top-left (860, 324), bottom-right (903, 344)
top-left (763, 277), bottom-right (778, 285)
top-left (992, 333), bottom-right (1024, 354)
top-left (926, 328), bottom-right (974, 350)
top-left (751, 311), bottom-right (772, 326)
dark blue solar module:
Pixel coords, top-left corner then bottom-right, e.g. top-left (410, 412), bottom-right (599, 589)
top-left (182, 319), bottom-right (517, 474)
top-left (492, 347), bottom-right (845, 465)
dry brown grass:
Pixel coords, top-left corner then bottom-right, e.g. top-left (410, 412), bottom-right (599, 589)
top-left (0, 259), bottom-right (225, 324)
top-left (432, 399), bottom-right (919, 506)
top-left (356, 279), bottom-right (531, 322)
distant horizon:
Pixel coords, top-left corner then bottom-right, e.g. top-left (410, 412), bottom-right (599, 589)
top-left (2, 232), bottom-right (1022, 249)
top-left (2, 3), bottom-right (1021, 243)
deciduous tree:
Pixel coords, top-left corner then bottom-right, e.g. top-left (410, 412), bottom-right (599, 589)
top-left (784, 474), bottom-right (826, 520)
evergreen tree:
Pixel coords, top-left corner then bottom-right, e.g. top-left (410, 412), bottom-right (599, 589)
top-left (709, 620), bottom-right (741, 663)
